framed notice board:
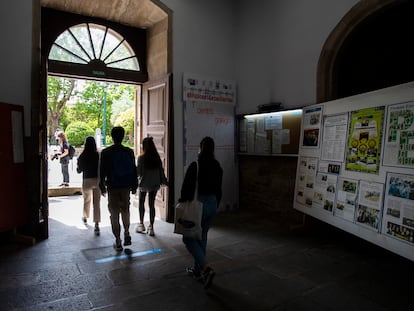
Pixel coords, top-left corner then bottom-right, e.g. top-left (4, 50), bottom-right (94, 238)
top-left (237, 109), bottom-right (302, 155)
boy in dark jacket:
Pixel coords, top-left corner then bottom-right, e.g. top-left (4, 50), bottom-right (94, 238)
top-left (100, 126), bottom-right (138, 251)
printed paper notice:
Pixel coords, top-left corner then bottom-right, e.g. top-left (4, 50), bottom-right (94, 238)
top-left (383, 101), bottom-right (414, 167)
top-left (295, 157), bottom-right (318, 207)
top-left (321, 113), bottom-right (348, 161)
top-left (382, 173), bottom-right (414, 245)
top-left (335, 178), bottom-right (358, 222)
top-left (312, 172), bottom-right (338, 213)
top-left (302, 106), bottom-right (322, 148)
top-left (356, 180), bottom-right (384, 232)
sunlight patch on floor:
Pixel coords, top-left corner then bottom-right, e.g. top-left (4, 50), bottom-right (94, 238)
top-left (48, 194), bottom-right (141, 228)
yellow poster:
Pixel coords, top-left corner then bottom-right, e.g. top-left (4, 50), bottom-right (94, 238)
top-left (345, 106), bottom-right (385, 174)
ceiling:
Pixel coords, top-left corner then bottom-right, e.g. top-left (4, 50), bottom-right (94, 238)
top-left (40, 0), bottom-right (168, 29)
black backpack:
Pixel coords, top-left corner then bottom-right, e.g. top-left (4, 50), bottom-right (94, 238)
top-left (68, 144), bottom-right (75, 159)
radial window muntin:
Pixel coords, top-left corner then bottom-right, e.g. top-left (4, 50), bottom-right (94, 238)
top-left (49, 23), bottom-right (140, 71)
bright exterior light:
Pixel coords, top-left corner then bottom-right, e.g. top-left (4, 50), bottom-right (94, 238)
top-left (49, 23), bottom-right (140, 71)
top-left (244, 109), bottom-right (302, 119)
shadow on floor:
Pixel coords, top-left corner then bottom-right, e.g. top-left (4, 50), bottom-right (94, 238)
top-left (0, 201), bottom-right (412, 310)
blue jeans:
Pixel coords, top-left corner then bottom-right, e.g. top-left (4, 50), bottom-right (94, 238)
top-left (61, 163), bottom-right (69, 183)
top-left (183, 194), bottom-right (217, 270)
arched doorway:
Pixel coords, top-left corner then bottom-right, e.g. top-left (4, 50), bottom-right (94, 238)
top-left (35, 1), bottom-right (172, 239)
top-left (317, 0), bottom-right (414, 102)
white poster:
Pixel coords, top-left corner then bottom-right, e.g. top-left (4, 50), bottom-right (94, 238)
top-left (301, 105), bottom-right (323, 148)
top-left (295, 157), bottom-right (318, 207)
top-left (382, 173), bottom-right (414, 245)
top-left (312, 172), bottom-right (338, 213)
top-left (183, 73), bottom-right (237, 211)
top-left (356, 180), bottom-right (384, 232)
top-left (335, 178), bottom-right (358, 222)
top-left (183, 73), bottom-right (236, 104)
top-left (383, 101), bottom-right (414, 167)
top-left (321, 113), bottom-right (348, 161)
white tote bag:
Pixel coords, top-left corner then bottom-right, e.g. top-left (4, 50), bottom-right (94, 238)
top-left (174, 163), bottom-right (202, 240)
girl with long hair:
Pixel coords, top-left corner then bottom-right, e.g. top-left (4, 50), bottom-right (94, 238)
top-left (136, 137), bottom-right (167, 236)
top-left (77, 136), bottom-right (101, 235)
top-left (179, 136), bottom-right (223, 289)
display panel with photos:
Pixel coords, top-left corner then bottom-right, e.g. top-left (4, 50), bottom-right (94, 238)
top-left (294, 83), bottom-right (414, 261)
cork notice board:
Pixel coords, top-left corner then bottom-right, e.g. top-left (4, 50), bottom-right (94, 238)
top-left (238, 109), bottom-right (302, 155)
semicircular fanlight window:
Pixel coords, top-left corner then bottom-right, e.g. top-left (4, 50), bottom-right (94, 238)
top-left (49, 23), bottom-right (140, 71)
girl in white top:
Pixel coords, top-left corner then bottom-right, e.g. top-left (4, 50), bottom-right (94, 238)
top-left (135, 137), bottom-right (167, 236)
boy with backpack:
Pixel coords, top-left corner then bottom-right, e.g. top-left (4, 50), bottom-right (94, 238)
top-left (99, 126), bottom-right (138, 251)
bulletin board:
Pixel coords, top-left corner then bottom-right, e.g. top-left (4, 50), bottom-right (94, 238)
top-left (237, 109), bottom-right (302, 155)
top-left (293, 82), bottom-right (414, 262)
top-left (183, 73), bottom-right (238, 211)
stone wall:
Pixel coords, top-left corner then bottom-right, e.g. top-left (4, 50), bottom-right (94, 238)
top-left (238, 155), bottom-right (304, 227)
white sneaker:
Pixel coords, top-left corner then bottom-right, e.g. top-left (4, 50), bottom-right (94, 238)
top-left (147, 225), bottom-right (154, 236)
top-left (135, 223), bottom-right (145, 233)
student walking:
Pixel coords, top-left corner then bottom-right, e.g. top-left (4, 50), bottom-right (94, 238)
top-left (77, 136), bottom-right (101, 235)
top-left (135, 137), bottom-right (167, 236)
top-left (179, 136), bottom-right (223, 289)
top-left (99, 127), bottom-right (138, 251)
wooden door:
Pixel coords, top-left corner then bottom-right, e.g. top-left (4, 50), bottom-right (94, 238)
top-left (142, 75), bottom-right (171, 221)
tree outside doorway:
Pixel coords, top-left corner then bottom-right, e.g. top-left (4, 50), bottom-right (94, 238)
top-left (47, 76), bottom-right (136, 149)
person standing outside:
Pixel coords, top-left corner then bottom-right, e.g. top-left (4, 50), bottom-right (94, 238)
top-left (54, 127), bottom-right (61, 145)
top-left (77, 136), bottom-right (101, 235)
top-left (55, 131), bottom-right (70, 187)
top-left (99, 126), bottom-right (137, 251)
top-left (135, 137), bottom-right (167, 236)
top-left (179, 136), bottom-right (223, 289)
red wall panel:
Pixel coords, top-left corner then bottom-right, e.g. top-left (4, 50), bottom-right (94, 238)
top-left (0, 102), bottom-right (29, 231)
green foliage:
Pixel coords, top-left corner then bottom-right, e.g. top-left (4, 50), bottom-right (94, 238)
top-left (47, 76), bottom-right (76, 141)
top-left (65, 121), bottom-right (95, 146)
top-left (67, 81), bottom-right (113, 132)
top-left (105, 135), bottom-right (113, 146)
top-left (47, 78), bottom-right (136, 148)
top-left (114, 107), bottom-right (134, 143)
top-left (111, 85), bottom-right (135, 124)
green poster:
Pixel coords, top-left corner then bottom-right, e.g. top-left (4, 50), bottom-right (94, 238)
top-left (345, 106), bottom-right (385, 174)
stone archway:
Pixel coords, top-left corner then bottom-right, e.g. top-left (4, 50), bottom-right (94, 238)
top-left (317, 0), bottom-right (400, 103)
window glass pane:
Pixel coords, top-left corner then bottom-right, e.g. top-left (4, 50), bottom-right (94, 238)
top-left (107, 58), bottom-right (140, 70)
top-left (70, 24), bottom-right (94, 59)
top-left (48, 23), bottom-right (140, 72)
top-left (101, 31), bottom-right (124, 61)
top-left (106, 44), bottom-right (130, 63)
top-left (54, 29), bottom-right (90, 62)
top-left (89, 24), bottom-right (106, 59)
top-left (49, 44), bottom-right (88, 63)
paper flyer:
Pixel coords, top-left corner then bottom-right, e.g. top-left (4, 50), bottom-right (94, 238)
top-left (383, 101), bottom-right (414, 167)
top-left (382, 172), bottom-right (414, 245)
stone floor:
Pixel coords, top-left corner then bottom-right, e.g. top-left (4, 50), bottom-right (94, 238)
top-left (0, 194), bottom-right (413, 311)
